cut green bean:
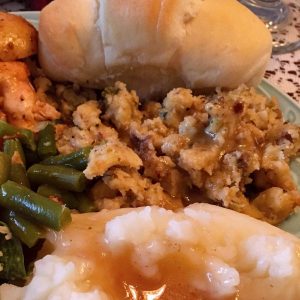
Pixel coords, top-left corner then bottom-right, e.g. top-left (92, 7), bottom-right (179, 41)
top-left (0, 120), bottom-right (36, 151)
top-left (37, 185), bottom-right (97, 212)
top-left (0, 152), bottom-right (10, 185)
top-left (37, 124), bottom-right (57, 160)
top-left (0, 181), bottom-right (72, 231)
top-left (9, 163), bottom-right (30, 187)
top-left (4, 139), bottom-right (30, 187)
top-left (3, 139), bottom-right (26, 165)
top-left (3, 210), bottom-right (44, 248)
top-left (37, 184), bottom-right (78, 209)
top-left (0, 221), bottom-right (26, 280)
top-left (41, 147), bottom-right (92, 171)
top-left (27, 164), bottom-right (87, 192)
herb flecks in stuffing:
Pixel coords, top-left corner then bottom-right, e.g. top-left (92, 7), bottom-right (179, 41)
top-left (55, 81), bottom-right (300, 225)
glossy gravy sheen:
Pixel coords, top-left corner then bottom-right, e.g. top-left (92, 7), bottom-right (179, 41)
top-left (44, 212), bottom-right (237, 300)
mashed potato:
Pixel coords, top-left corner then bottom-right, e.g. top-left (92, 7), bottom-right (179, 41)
top-left (2, 204), bottom-right (299, 300)
top-left (0, 255), bottom-right (108, 300)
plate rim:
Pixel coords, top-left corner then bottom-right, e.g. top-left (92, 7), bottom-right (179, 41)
top-left (259, 79), bottom-right (300, 110)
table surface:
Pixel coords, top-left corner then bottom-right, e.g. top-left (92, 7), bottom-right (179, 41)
top-left (1, 0), bottom-right (299, 102)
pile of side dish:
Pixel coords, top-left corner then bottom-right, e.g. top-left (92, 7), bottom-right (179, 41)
top-left (0, 11), bottom-right (299, 286)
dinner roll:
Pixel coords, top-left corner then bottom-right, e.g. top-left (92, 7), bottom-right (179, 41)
top-left (39, 0), bottom-right (272, 99)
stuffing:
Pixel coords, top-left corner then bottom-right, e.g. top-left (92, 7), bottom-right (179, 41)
top-left (53, 82), bottom-right (300, 224)
top-left (103, 168), bottom-right (182, 209)
top-left (130, 128), bottom-right (175, 179)
top-left (179, 145), bottom-right (221, 180)
top-left (55, 124), bottom-right (95, 154)
top-left (142, 101), bottom-right (162, 119)
top-left (103, 81), bottom-right (142, 131)
top-left (130, 127), bottom-right (190, 198)
top-left (56, 101), bottom-right (118, 154)
top-left (161, 133), bottom-right (190, 157)
top-left (252, 187), bottom-right (300, 224)
top-left (73, 100), bottom-right (101, 130)
top-left (29, 58), bottom-right (98, 121)
top-left (130, 117), bottom-right (171, 148)
top-left (261, 144), bottom-right (297, 191)
top-left (160, 85), bottom-right (300, 224)
top-left (160, 88), bottom-right (204, 128)
top-left (84, 141), bottom-right (142, 179)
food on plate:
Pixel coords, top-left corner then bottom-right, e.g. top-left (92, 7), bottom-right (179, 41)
top-left (0, 12), bottom-right (37, 62)
top-left (1, 203), bottom-right (300, 300)
top-left (0, 62), bottom-right (60, 130)
top-left (0, 12), bottom-right (60, 131)
top-left (0, 13), bottom-right (59, 130)
top-left (0, 4), bottom-right (299, 299)
top-left (51, 81), bottom-right (299, 225)
top-left (38, 0), bottom-right (272, 98)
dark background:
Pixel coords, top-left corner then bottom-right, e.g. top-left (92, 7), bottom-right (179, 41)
top-left (0, 0), bottom-right (52, 11)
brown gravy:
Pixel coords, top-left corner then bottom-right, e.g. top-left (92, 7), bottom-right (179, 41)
top-left (44, 213), bottom-right (238, 300)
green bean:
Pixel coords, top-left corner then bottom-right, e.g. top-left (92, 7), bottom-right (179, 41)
top-left (0, 152), bottom-right (10, 185)
top-left (41, 147), bottom-right (91, 171)
top-left (0, 221), bottom-right (26, 280)
top-left (27, 164), bottom-right (87, 192)
top-left (37, 185), bottom-right (97, 212)
top-left (0, 181), bottom-right (71, 231)
top-left (2, 210), bottom-right (44, 248)
top-left (4, 139), bottom-right (30, 187)
top-left (75, 193), bottom-right (97, 213)
top-left (37, 184), bottom-right (78, 209)
top-left (0, 120), bottom-right (36, 151)
top-left (37, 124), bottom-right (57, 160)
top-left (3, 139), bottom-right (26, 165)
top-left (9, 164), bottom-right (30, 187)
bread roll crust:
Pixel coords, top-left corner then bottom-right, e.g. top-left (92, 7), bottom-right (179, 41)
top-left (39, 0), bottom-right (272, 98)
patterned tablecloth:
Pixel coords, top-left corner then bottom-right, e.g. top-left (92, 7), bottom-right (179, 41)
top-left (1, 0), bottom-right (300, 102)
